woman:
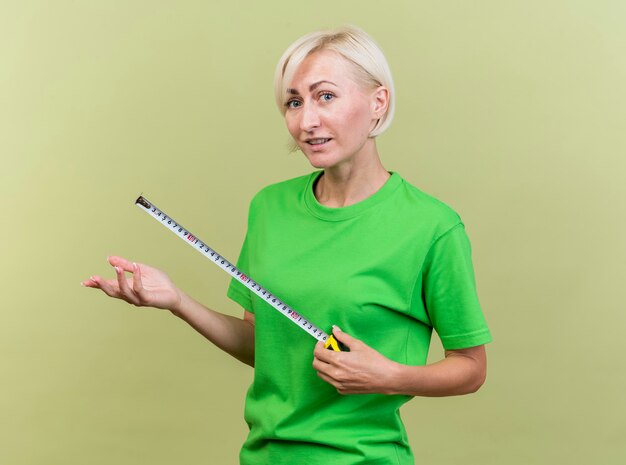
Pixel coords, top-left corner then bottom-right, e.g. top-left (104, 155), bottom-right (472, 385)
top-left (83, 26), bottom-right (491, 465)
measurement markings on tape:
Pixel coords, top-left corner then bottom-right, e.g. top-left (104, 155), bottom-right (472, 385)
top-left (135, 195), bottom-right (344, 351)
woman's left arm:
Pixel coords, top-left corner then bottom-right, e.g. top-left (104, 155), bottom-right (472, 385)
top-left (312, 326), bottom-right (487, 396)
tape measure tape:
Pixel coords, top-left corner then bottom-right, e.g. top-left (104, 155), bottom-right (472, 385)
top-left (135, 196), bottom-right (346, 352)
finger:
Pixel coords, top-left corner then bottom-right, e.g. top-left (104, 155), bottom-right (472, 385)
top-left (81, 276), bottom-right (98, 288)
top-left (313, 341), bottom-right (338, 364)
top-left (316, 369), bottom-right (337, 385)
top-left (314, 358), bottom-right (340, 381)
top-left (131, 262), bottom-right (146, 299)
top-left (313, 361), bottom-right (345, 387)
top-left (108, 255), bottom-right (135, 272)
top-left (91, 275), bottom-right (121, 298)
top-left (332, 326), bottom-right (361, 349)
top-left (315, 370), bottom-right (349, 395)
top-left (114, 266), bottom-right (138, 304)
top-left (312, 355), bottom-right (330, 372)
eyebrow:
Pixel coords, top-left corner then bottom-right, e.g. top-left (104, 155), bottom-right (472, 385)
top-left (286, 80), bottom-right (338, 95)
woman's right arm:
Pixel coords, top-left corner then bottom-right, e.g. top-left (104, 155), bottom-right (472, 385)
top-left (171, 292), bottom-right (255, 366)
top-left (82, 256), bottom-right (255, 367)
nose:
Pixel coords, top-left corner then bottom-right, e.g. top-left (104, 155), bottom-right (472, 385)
top-left (300, 102), bottom-right (321, 132)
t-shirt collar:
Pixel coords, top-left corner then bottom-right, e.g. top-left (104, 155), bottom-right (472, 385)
top-left (303, 171), bottom-right (403, 221)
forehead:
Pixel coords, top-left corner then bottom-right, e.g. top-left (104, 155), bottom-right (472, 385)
top-left (288, 50), bottom-right (359, 90)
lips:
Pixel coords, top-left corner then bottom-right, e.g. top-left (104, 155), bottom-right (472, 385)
top-left (306, 138), bottom-right (332, 146)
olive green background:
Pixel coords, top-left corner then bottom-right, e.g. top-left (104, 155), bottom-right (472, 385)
top-left (1, 1), bottom-right (624, 464)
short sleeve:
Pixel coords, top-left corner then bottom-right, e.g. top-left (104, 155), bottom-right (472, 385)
top-left (227, 231), bottom-right (254, 312)
top-left (422, 223), bottom-right (492, 350)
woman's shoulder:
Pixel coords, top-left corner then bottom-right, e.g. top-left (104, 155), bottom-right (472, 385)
top-left (248, 172), bottom-right (315, 208)
top-left (395, 173), bottom-right (463, 228)
top-left (257, 172), bottom-right (314, 196)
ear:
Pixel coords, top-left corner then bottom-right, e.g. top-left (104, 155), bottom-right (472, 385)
top-left (371, 86), bottom-right (389, 119)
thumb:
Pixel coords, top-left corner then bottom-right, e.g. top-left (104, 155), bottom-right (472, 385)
top-left (332, 325), bottom-right (360, 349)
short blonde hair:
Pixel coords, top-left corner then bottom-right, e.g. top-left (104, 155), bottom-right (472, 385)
top-left (274, 25), bottom-right (395, 138)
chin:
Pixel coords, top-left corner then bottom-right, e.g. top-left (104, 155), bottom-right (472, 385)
top-left (302, 151), bottom-right (342, 170)
top-left (305, 158), bottom-right (334, 170)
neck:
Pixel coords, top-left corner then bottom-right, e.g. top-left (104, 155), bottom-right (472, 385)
top-left (314, 145), bottom-right (390, 208)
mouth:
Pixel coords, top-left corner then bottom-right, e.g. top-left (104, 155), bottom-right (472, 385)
top-left (305, 138), bottom-right (332, 146)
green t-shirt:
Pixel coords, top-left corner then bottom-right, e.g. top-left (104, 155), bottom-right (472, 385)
top-left (227, 171), bottom-right (492, 465)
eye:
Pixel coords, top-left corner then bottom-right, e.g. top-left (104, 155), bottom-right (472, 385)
top-left (285, 99), bottom-right (302, 109)
top-left (320, 92), bottom-right (334, 102)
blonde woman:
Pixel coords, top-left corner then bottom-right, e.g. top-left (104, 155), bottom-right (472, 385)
top-left (84, 25), bottom-right (491, 465)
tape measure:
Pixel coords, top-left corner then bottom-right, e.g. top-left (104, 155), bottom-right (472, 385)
top-left (135, 196), bottom-right (346, 352)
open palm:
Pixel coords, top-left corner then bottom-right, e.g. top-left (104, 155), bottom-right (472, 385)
top-left (82, 255), bottom-right (181, 311)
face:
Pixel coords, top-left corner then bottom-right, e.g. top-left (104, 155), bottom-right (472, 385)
top-left (283, 50), bottom-right (387, 170)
